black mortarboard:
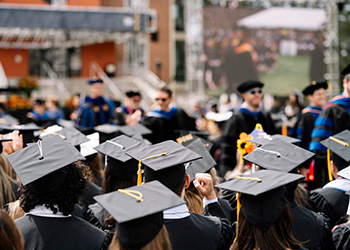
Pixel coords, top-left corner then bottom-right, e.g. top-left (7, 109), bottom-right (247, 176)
top-left (125, 91), bottom-right (141, 98)
top-left (237, 80), bottom-right (264, 93)
top-left (321, 130), bottom-right (350, 162)
top-left (342, 64), bottom-right (350, 76)
top-left (185, 139), bottom-right (217, 181)
top-left (321, 130), bottom-right (350, 171)
top-left (93, 124), bottom-right (121, 143)
top-left (94, 135), bottom-right (144, 179)
top-left (88, 77), bottom-right (103, 84)
top-left (94, 124), bottom-right (120, 134)
top-left (126, 140), bottom-right (202, 191)
top-left (0, 123), bottom-right (42, 144)
top-left (0, 114), bottom-right (19, 126)
top-left (131, 133), bottom-right (152, 145)
top-left (243, 138), bottom-right (314, 172)
top-left (7, 135), bottom-right (85, 194)
top-left (94, 181), bottom-right (184, 250)
top-left (118, 124), bottom-right (152, 137)
top-left (177, 132), bottom-right (213, 152)
top-left (216, 170), bottom-right (304, 231)
top-left (302, 80), bottom-right (328, 96)
top-left (248, 134), bottom-right (300, 146)
top-left (40, 126), bottom-right (89, 147)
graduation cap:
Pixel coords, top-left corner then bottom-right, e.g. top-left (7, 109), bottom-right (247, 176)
top-left (184, 139), bottom-right (217, 181)
top-left (342, 64), bottom-right (350, 76)
top-left (205, 111), bottom-right (233, 123)
top-left (321, 130), bottom-right (350, 180)
top-left (248, 134), bottom-right (300, 146)
top-left (40, 126), bottom-right (89, 147)
top-left (216, 170), bottom-right (304, 232)
top-left (7, 135), bottom-right (85, 195)
top-left (243, 138), bottom-right (314, 172)
top-left (94, 181), bottom-right (184, 250)
top-left (131, 133), bottom-right (152, 145)
top-left (302, 80), bottom-right (328, 96)
top-left (0, 123), bottom-right (42, 145)
top-left (0, 114), bottom-right (19, 126)
top-left (94, 135), bottom-right (144, 179)
top-left (118, 123), bottom-right (152, 137)
top-left (94, 124), bottom-right (120, 134)
top-left (88, 77), bottom-right (103, 84)
top-left (126, 140), bottom-right (202, 190)
top-left (177, 132), bottom-right (213, 152)
top-left (237, 80), bottom-right (264, 93)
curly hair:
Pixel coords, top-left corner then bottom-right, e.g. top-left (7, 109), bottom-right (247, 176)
top-left (19, 162), bottom-right (89, 216)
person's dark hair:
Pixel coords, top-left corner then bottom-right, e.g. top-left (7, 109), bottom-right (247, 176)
top-left (345, 74), bottom-right (350, 83)
top-left (85, 153), bottom-right (103, 186)
top-left (0, 210), bottom-right (24, 250)
top-left (231, 204), bottom-right (301, 250)
top-left (173, 174), bottom-right (186, 197)
top-left (19, 162), bottom-right (89, 216)
top-left (159, 87), bottom-right (172, 98)
top-left (102, 166), bottom-right (137, 194)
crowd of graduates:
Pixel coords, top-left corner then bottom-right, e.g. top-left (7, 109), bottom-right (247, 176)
top-left (1, 64), bottom-right (350, 250)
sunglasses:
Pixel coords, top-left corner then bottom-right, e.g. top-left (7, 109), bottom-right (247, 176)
top-left (155, 98), bottom-right (168, 102)
top-left (247, 89), bottom-right (262, 95)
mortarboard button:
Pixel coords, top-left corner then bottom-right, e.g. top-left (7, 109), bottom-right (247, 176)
top-left (243, 138), bottom-right (314, 172)
top-left (7, 135), bottom-right (85, 194)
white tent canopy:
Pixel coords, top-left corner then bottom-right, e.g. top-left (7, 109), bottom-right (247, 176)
top-left (237, 7), bottom-right (326, 31)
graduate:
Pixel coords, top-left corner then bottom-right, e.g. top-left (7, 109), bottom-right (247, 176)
top-left (126, 140), bottom-right (234, 250)
top-left (89, 135), bottom-right (144, 227)
top-left (8, 135), bottom-right (108, 250)
top-left (220, 80), bottom-right (276, 177)
top-left (310, 130), bottom-right (350, 227)
top-left (290, 80), bottom-right (328, 150)
top-left (310, 64), bottom-right (350, 188)
top-left (142, 87), bottom-right (197, 144)
top-left (95, 181), bottom-right (184, 250)
top-left (243, 138), bottom-right (335, 250)
top-left (217, 170), bottom-right (307, 250)
top-left (75, 78), bottom-right (115, 129)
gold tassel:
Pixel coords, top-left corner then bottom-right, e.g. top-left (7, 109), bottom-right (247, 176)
top-left (327, 149), bottom-right (333, 181)
top-left (137, 152), bottom-right (167, 185)
top-left (234, 192), bottom-right (241, 243)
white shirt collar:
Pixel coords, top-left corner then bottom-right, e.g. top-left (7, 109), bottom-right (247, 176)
top-left (163, 204), bottom-right (190, 219)
top-left (26, 205), bottom-right (71, 218)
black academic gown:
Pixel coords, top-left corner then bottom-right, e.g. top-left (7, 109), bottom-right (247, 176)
top-left (164, 202), bottom-right (233, 250)
top-left (15, 214), bottom-right (107, 250)
top-left (79, 181), bottom-right (102, 209)
top-left (220, 110), bottom-right (275, 176)
top-left (142, 109), bottom-right (197, 144)
top-left (310, 188), bottom-right (349, 227)
top-left (290, 200), bottom-right (335, 250)
top-left (333, 223), bottom-right (350, 250)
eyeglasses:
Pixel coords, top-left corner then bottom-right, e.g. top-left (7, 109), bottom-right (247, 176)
top-left (155, 98), bottom-right (168, 102)
top-left (247, 89), bottom-right (262, 95)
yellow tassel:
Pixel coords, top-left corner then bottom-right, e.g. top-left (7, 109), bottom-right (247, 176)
top-left (235, 176), bottom-right (262, 183)
top-left (118, 189), bottom-right (143, 202)
top-left (234, 192), bottom-right (241, 242)
top-left (137, 152), bottom-right (167, 186)
top-left (327, 149), bottom-right (333, 181)
top-left (329, 136), bottom-right (349, 147)
top-left (281, 122), bottom-right (288, 136)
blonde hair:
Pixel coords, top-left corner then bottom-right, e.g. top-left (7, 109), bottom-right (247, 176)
top-left (7, 200), bottom-right (25, 221)
top-left (185, 186), bottom-right (203, 214)
top-left (109, 225), bottom-right (171, 250)
top-left (0, 164), bottom-right (16, 209)
top-left (0, 152), bottom-right (17, 180)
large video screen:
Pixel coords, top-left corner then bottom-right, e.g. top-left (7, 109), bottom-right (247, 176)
top-left (203, 6), bottom-right (326, 97)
